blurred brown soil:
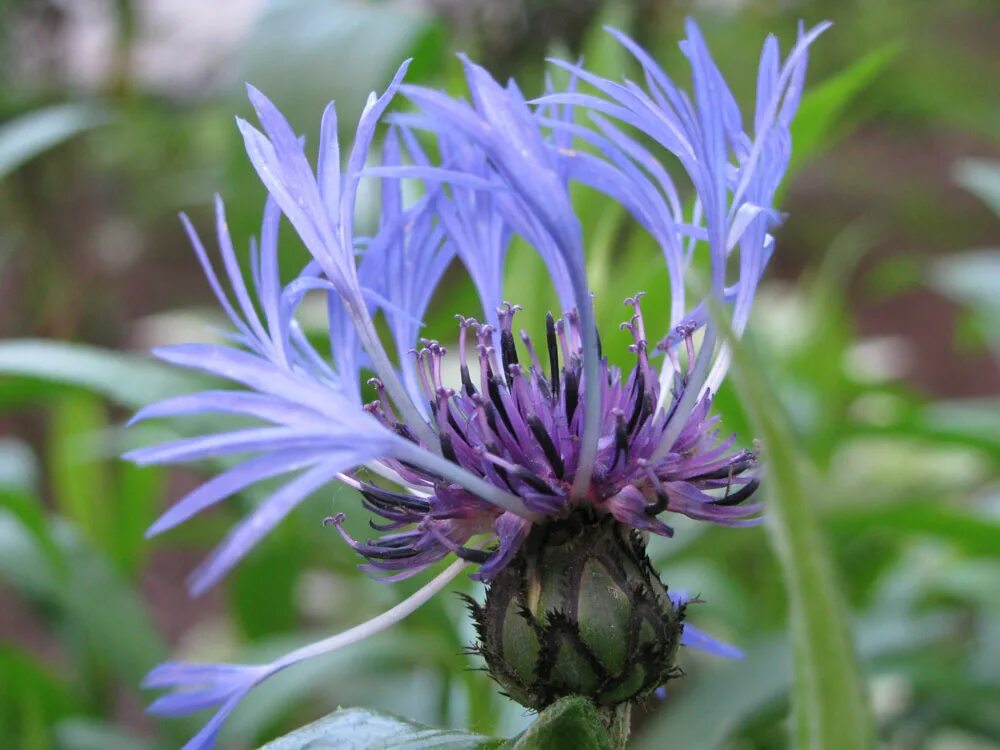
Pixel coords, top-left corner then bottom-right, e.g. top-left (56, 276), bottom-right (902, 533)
top-left (782, 123), bottom-right (1000, 398)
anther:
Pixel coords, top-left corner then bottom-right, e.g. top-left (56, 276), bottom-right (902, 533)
top-left (710, 478), bottom-right (760, 506)
top-left (545, 312), bottom-right (560, 399)
top-left (610, 410), bottom-right (629, 470)
top-left (519, 329), bottom-right (543, 374)
top-left (563, 367), bottom-right (579, 422)
top-left (500, 328), bottom-right (519, 385)
top-left (456, 547), bottom-right (491, 563)
top-left (527, 415), bottom-right (564, 478)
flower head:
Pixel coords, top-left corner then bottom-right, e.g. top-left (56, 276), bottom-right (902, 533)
top-left (130, 19), bottom-right (825, 747)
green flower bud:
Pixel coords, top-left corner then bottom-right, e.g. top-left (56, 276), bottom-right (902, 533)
top-left (467, 511), bottom-right (685, 710)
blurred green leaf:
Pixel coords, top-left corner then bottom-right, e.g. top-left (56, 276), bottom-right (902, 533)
top-left (55, 518), bottom-right (166, 686)
top-left (238, 0), bottom-right (439, 137)
top-left (0, 339), bottom-right (206, 409)
top-left (46, 390), bottom-right (164, 575)
top-left (714, 302), bottom-right (876, 748)
top-left (230, 530), bottom-right (304, 639)
top-left (49, 393), bottom-right (115, 557)
top-left (0, 510), bottom-right (165, 687)
top-left (790, 43), bottom-right (900, 172)
top-left (954, 158), bottom-right (1000, 218)
top-left (922, 398), bottom-right (1000, 452)
top-left (828, 502), bottom-right (1000, 559)
top-left (258, 706), bottom-right (504, 749)
top-left (0, 103), bottom-right (109, 180)
top-left (224, 595), bottom-right (477, 744)
top-left (113, 460), bottom-right (165, 574)
top-left (634, 613), bottom-right (951, 750)
top-left (0, 645), bottom-right (80, 750)
top-left (53, 719), bottom-right (156, 750)
top-left (0, 483), bottom-right (65, 585)
top-left (0, 508), bottom-right (56, 597)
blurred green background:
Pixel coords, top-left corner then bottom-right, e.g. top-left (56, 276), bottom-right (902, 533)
top-left (0, 0), bottom-right (998, 748)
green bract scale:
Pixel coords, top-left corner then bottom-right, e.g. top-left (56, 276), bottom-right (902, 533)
top-left (467, 511), bottom-right (686, 710)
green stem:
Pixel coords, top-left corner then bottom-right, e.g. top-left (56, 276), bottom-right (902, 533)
top-left (600, 703), bottom-right (632, 750)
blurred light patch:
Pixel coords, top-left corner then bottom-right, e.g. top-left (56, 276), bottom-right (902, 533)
top-left (844, 336), bottom-right (913, 383)
top-left (130, 309), bottom-right (229, 350)
top-left (11, 0), bottom-right (264, 95)
top-left (830, 437), bottom-right (991, 500)
top-left (751, 282), bottom-right (812, 353)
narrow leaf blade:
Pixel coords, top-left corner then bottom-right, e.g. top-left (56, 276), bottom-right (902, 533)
top-left (712, 301), bottom-right (876, 749)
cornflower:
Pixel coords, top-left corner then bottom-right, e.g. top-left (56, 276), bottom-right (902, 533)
top-left (128, 18), bottom-right (826, 749)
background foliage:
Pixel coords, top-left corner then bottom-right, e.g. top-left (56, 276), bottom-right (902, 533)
top-left (1, 0), bottom-right (998, 748)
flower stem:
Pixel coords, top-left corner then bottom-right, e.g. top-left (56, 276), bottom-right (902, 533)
top-left (601, 703), bottom-right (632, 750)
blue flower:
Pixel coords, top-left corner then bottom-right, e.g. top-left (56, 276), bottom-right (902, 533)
top-left (129, 19), bottom-right (825, 747)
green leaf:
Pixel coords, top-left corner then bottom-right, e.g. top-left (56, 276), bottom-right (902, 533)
top-left (0, 508), bottom-right (56, 597)
top-left (633, 614), bottom-right (952, 750)
top-left (230, 529), bottom-right (304, 639)
top-left (257, 707), bottom-right (504, 750)
top-left (44, 390), bottom-right (164, 575)
top-left (0, 644), bottom-right (80, 750)
top-left (790, 44), bottom-right (900, 172)
top-left (0, 510), bottom-right (165, 687)
top-left (0, 103), bottom-right (109, 180)
top-left (0, 339), bottom-right (206, 409)
top-left (711, 302), bottom-right (876, 749)
top-left (54, 518), bottom-right (167, 686)
top-left (112, 461), bottom-right (165, 574)
top-left (53, 718), bottom-right (156, 750)
top-left (238, 0), bottom-right (439, 138)
top-left (48, 393), bottom-right (115, 557)
top-left (923, 398), bottom-right (1000, 452)
top-left (828, 502), bottom-right (1000, 559)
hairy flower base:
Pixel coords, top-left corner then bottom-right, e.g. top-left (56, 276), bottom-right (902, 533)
top-left (467, 509), bottom-right (684, 709)
top-left (336, 298), bottom-right (761, 581)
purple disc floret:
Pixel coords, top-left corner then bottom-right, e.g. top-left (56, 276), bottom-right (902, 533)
top-left (332, 297), bottom-right (761, 582)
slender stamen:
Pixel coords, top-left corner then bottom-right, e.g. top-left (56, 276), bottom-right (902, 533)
top-left (555, 317), bottom-right (572, 365)
top-left (500, 329), bottom-right (519, 385)
top-left (412, 348), bottom-right (435, 403)
top-left (651, 325), bottom-right (718, 461)
top-left (519, 329), bottom-right (543, 374)
top-left (430, 343), bottom-right (447, 391)
top-left (640, 461), bottom-right (670, 516)
top-left (368, 378), bottom-right (398, 424)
